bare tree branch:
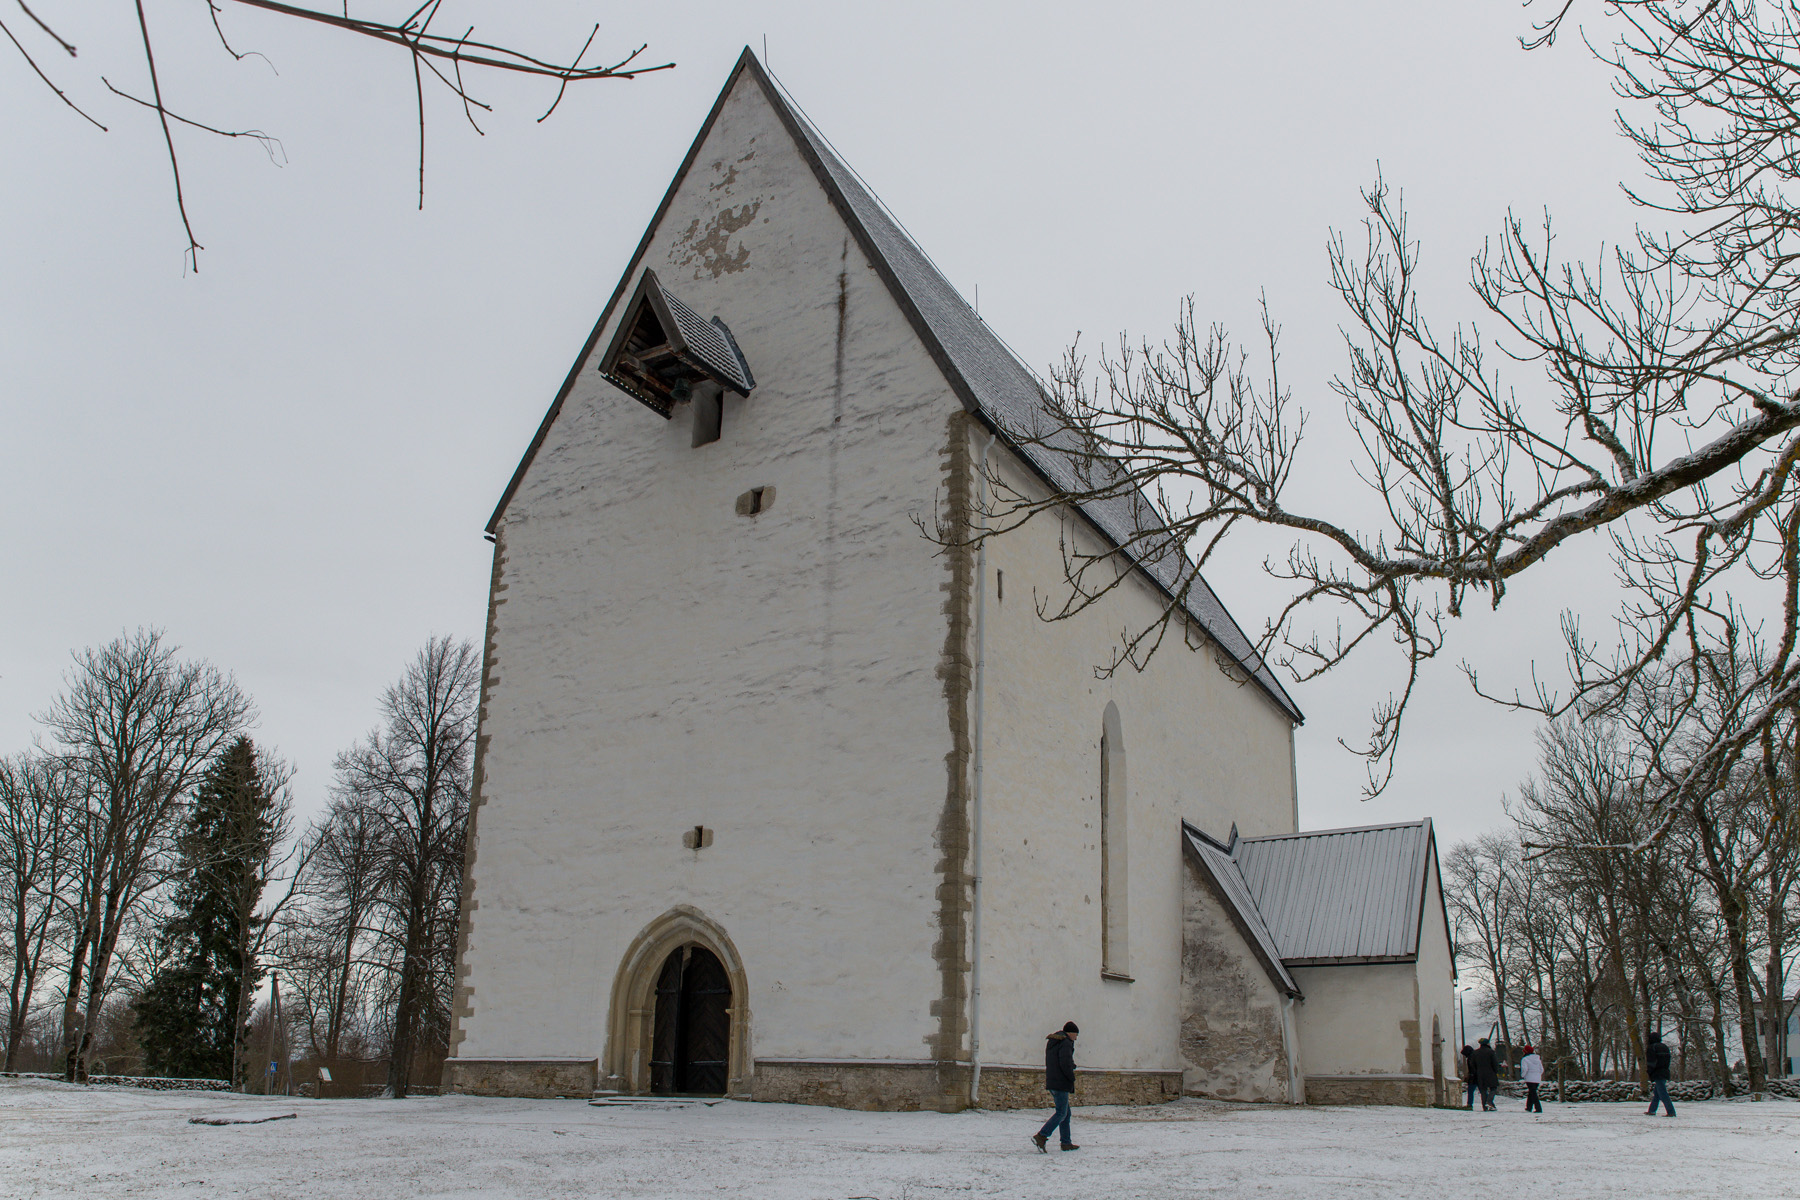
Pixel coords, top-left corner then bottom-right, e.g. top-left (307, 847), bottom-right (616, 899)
top-left (1, 15), bottom-right (104, 130)
top-left (102, 78), bottom-right (285, 164)
top-left (132, 0), bottom-right (201, 272)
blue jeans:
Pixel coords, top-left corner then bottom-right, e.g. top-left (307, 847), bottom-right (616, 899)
top-left (1037, 1090), bottom-right (1072, 1145)
top-left (1464, 1078), bottom-right (1477, 1107)
top-left (1648, 1079), bottom-right (1675, 1115)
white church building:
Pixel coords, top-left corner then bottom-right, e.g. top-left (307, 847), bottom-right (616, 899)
top-left (443, 50), bottom-right (1457, 1111)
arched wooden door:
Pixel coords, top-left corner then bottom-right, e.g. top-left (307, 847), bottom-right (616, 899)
top-left (648, 945), bottom-right (732, 1096)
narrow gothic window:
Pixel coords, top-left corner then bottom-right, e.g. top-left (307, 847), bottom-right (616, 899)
top-left (1100, 702), bottom-right (1130, 979)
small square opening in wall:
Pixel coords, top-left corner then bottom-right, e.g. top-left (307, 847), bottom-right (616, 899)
top-left (682, 825), bottom-right (714, 850)
top-left (735, 486), bottom-right (775, 516)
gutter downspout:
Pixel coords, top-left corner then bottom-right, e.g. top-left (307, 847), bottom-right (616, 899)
top-left (969, 428), bottom-right (998, 1108)
top-left (1280, 994), bottom-right (1303, 1103)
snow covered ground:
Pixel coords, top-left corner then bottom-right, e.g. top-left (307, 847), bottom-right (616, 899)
top-left (2, 1078), bottom-right (1794, 1199)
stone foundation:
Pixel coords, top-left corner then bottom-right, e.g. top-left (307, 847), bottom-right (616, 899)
top-left (975, 1065), bottom-right (1182, 1110)
top-left (1304, 1073), bottom-right (1436, 1106)
top-left (751, 1060), bottom-right (1181, 1111)
top-left (445, 1057), bottom-right (597, 1098)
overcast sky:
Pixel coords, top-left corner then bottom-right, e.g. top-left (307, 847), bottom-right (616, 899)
top-left (2, 2), bottom-right (1650, 847)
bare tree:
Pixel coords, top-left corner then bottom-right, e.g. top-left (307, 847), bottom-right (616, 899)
top-left (277, 788), bottom-right (383, 1072)
top-left (3, 3), bottom-right (671, 268)
top-left (1444, 832), bottom-right (1522, 1050)
top-left (0, 752), bottom-right (81, 1070)
top-left (38, 628), bottom-right (253, 1082)
top-left (973, 1), bottom-right (1800, 822)
top-left (331, 635), bottom-right (477, 1097)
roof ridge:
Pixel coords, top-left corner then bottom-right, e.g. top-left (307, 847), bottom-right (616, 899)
top-left (1238, 819), bottom-right (1429, 843)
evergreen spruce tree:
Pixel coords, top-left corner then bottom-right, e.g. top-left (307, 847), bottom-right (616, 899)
top-left (132, 737), bottom-right (281, 1081)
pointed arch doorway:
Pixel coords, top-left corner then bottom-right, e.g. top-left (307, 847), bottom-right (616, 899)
top-left (650, 945), bottom-right (732, 1095)
top-left (603, 905), bottom-right (751, 1098)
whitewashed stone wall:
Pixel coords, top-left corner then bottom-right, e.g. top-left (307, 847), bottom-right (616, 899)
top-left (452, 74), bottom-right (970, 1078)
top-left (1287, 855), bottom-right (1458, 1105)
top-left (448, 61), bottom-right (1305, 1109)
top-left (1177, 856), bottom-right (1297, 1101)
top-left (972, 448), bottom-right (1300, 1081)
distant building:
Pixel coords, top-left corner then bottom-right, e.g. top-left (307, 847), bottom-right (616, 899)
top-left (442, 50), bottom-right (1456, 1110)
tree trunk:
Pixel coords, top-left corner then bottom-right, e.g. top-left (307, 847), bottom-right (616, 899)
top-left (387, 864), bottom-right (432, 1099)
top-left (1721, 889), bottom-right (1769, 1096)
top-left (59, 911), bottom-right (97, 1083)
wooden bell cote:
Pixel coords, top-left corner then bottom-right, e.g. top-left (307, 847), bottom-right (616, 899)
top-left (598, 270), bottom-right (756, 419)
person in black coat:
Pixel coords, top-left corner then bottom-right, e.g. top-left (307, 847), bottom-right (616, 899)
top-left (1459, 1044), bottom-right (1477, 1109)
top-left (1031, 1022), bottom-right (1080, 1152)
top-left (1645, 1031), bottom-right (1676, 1117)
top-left (1472, 1037), bottom-right (1501, 1111)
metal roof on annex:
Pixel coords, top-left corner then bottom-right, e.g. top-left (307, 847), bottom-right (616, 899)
top-left (483, 50), bottom-right (1300, 724)
top-left (1234, 820), bottom-right (1436, 965)
top-left (1184, 819), bottom-right (1438, 974)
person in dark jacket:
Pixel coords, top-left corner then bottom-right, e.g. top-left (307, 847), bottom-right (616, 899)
top-left (1459, 1044), bottom-right (1477, 1109)
top-left (1031, 1022), bottom-right (1080, 1152)
top-left (1645, 1031), bottom-right (1675, 1117)
top-left (1472, 1037), bottom-right (1501, 1110)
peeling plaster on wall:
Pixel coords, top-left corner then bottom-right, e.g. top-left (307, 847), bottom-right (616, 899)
top-left (443, 528), bottom-right (508, 1079)
top-left (674, 202), bottom-right (764, 278)
top-left (929, 412), bottom-right (976, 1086)
top-left (1179, 856), bottom-right (1290, 1102)
top-left (708, 147), bottom-right (756, 193)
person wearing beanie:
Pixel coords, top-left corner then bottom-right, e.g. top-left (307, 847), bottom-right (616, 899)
top-left (1031, 1022), bottom-right (1080, 1152)
top-left (1519, 1045), bottom-right (1544, 1114)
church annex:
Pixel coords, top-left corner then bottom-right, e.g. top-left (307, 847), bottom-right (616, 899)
top-left (443, 50), bottom-right (1457, 1111)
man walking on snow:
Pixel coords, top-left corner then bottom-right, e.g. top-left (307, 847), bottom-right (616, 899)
top-left (1472, 1037), bottom-right (1500, 1110)
top-left (1645, 1031), bottom-right (1676, 1117)
top-left (1032, 1022), bottom-right (1080, 1152)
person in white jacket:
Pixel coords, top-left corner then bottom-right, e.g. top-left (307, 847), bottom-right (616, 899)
top-left (1520, 1045), bottom-right (1545, 1114)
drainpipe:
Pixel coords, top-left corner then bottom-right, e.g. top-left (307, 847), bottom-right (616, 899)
top-left (969, 428), bottom-right (998, 1108)
top-left (1280, 994), bottom-right (1303, 1103)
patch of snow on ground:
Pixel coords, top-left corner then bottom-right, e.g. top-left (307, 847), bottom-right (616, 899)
top-left (2, 1079), bottom-right (1794, 1198)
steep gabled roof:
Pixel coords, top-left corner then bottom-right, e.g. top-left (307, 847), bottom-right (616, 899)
top-left (484, 49), bottom-right (1300, 722)
top-left (1182, 823), bottom-right (1301, 997)
top-left (1235, 820), bottom-right (1436, 965)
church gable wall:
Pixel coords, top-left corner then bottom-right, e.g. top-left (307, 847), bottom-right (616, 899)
top-left (969, 447), bottom-right (1299, 1083)
top-left (1178, 856), bottom-right (1295, 1102)
top-left (451, 73), bottom-right (972, 1082)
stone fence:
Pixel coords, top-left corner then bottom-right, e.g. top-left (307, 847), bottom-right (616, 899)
top-left (1, 1071), bottom-right (230, 1091)
top-left (1496, 1077), bottom-right (1800, 1102)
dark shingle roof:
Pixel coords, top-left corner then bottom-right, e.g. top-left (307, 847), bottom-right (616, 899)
top-left (660, 288), bottom-right (755, 395)
top-left (485, 51), bottom-right (1302, 723)
top-left (759, 60), bottom-right (1300, 722)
